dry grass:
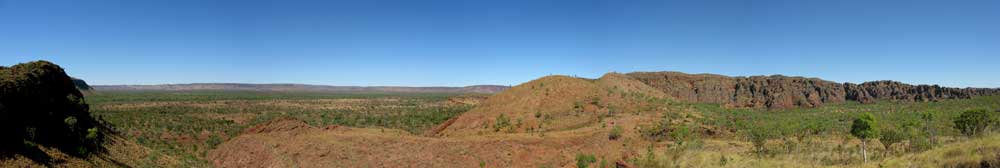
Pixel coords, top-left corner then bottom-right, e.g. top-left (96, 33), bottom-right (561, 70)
top-left (437, 74), bottom-right (671, 137)
top-left (883, 135), bottom-right (1000, 167)
top-left (0, 135), bottom-right (183, 167)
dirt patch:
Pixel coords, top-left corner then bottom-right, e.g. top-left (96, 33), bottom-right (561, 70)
top-left (445, 95), bottom-right (490, 106)
top-left (210, 100), bottom-right (699, 168)
top-left (210, 118), bottom-right (637, 168)
top-left (242, 117), bottom-right (315, 134)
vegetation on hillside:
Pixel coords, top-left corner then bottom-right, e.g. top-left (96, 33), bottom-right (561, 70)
top-left (86, 91), bottom-right (476, 166)
top-left (623, 95), bottom-right (1000, 167)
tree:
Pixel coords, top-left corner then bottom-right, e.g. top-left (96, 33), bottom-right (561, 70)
top-left (850, 113), bottom-right (879, 163)
top-left (953, 109), bottom-right (998, 137)
top-left (919, 110), bottom-right (938, 146)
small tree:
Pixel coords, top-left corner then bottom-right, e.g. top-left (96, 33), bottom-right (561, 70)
top-left (953, 109), bottom-right (998, 137)
top-left (850, 113), bottom-right (879, 163)
top-left (746, 123), bottom-right (776, 156)
top-left (919, 110), bottom-right (939, 145)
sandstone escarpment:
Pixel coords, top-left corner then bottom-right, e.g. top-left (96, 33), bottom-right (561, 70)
top-left (845, 81), bottom-right (1000, 103)
top-left (627, 72), bottom-right (1000, 108)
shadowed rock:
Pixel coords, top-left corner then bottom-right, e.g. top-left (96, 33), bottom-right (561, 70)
top-left (0, 60), bottom-right (105, 159)
top-left (71, 77), bottom-right (92, 91)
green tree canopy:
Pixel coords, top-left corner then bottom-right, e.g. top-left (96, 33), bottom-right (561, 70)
top-left (851, 113), bottom-right (880, 140)
top-left (954, 109), bottom-right (998, 136)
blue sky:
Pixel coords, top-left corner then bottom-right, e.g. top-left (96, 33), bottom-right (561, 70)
top-left (1, 0), bottom-right (998, 87)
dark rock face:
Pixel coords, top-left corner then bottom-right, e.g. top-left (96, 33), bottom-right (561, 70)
top-left (627, 72), bottom-right (1000, 108)
top-left (730, 76), bottom-right (848, 108)
top-left (845, 81), bottom-right (1000, 103)
top-left (71, 77), bottom-right (92, 90)
top-left (0, 60), bottom-right (104, 155)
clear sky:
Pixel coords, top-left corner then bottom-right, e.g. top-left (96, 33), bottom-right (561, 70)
top-left (1, 0), bottom-right (998, 87)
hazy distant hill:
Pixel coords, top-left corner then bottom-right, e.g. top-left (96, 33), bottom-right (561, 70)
top-left (93, 83), bottom-right (509, 94)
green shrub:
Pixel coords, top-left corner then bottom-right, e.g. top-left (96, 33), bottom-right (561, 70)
top-left (718, 154), bottom-right (728, 166)
top-left (669, 124), bottom-right (693, 146)
top-left (953, 109), bottom-right (998, 137)
top-left (639, 116), bottom-right (670, 142)
top-left (22, 140), bottom-right (37, 149)
top-left (64, 116), bottom-right (78, 127)
top-left (85, 127), bottom-right (100, 146)
top-left (575, 154), bottom-right (597, 168)
top-left (205, 134), bottom-right (223, 148)
top-left (76, 146), bottom-right (88, 155)
top-left (631, 145), bottom-right (664, 168)
top-left (747, 125), bottom-right (774, 156)
top-left (608, 125), bottom-right (623, 140)
top-left (493, 114), bottom-right (512, 132)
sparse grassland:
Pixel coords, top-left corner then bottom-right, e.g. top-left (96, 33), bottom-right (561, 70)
top-left (86, 91), bottom-right (477, 167)
top-left (84, 89), bottom-right (1000, 167)
top-left (626, 95), bottom-right (1000, 167)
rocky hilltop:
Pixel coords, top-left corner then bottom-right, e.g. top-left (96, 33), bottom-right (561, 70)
top-left (627, 71), bottom-right (1000, 108)
top-left (0, 61), bottom-right (105, 156)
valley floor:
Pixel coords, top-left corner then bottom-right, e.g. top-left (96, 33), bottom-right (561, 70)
top-left (6, 91), bottom-right (998, 167)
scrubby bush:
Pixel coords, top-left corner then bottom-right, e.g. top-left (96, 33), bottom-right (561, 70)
top-left (746, 123), bottom-right (777, 156)
top-left (630, 145), bottom-right (665, 167)
top-left (638, 116), bottom-right (671, 142)
top-left (953, 109), bottom-right (998, 137)
top-left (879, 127), bottom-right (906, 156)
top-left (669, 124), bottom-right (693, 146)
top-left (493, 114), bottom-right (512, 132)
top-left (576, 153), bottom-right (597, 168)
top-left (608, 125), bottom-right (623, 140)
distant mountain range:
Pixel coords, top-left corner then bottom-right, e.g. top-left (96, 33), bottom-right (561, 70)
top-left (92, 83), bottom-right (510, 94)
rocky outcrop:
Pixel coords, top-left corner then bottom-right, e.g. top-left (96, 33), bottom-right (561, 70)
top-left (1, 60), bottom-right (104, 155)
top-left (627, 72), bottom-right (1000, 108)
top-left (845, 81), bottom-right (1000, 103)
top-left (71, 77), bottom-right (92, 90)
